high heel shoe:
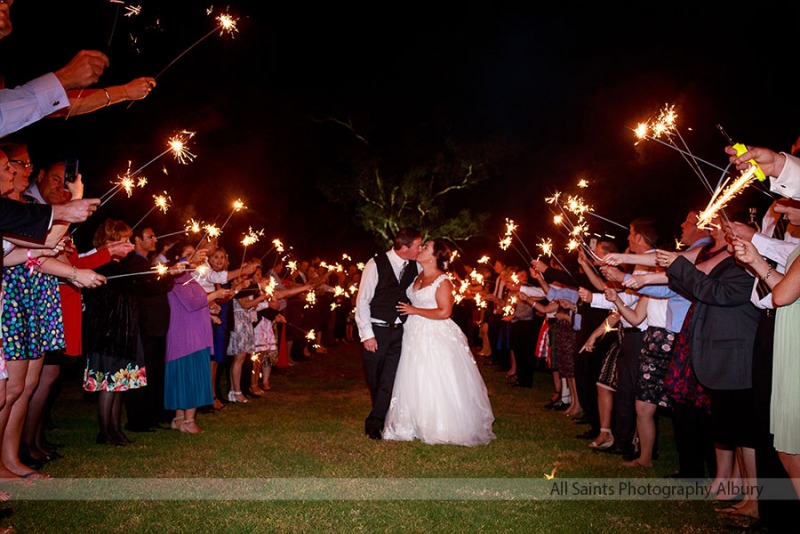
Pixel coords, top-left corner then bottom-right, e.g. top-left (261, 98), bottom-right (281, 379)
top-left (227, 391), bottom-right (249, 403)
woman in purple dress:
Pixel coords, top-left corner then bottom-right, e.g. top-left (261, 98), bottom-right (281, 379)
top-left (164, 242), bottom-right (230, 434)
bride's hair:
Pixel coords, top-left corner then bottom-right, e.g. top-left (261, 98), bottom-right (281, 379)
top-left (431, 239), bottom-right (451, 271)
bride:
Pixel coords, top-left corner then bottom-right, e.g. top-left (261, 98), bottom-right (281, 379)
top-left (383, 239), bottom-right (496, 446)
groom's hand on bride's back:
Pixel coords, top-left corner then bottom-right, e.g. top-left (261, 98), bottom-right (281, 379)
top-left (363, 338), bottom-right (378, 352)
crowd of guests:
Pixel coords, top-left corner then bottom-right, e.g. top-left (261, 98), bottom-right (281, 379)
top-left (5, 2), bottom-right (800, 533)
top-left (462, 139), bottom-right (800, 532)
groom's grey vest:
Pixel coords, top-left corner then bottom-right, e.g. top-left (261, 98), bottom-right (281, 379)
top-left (370, 252), bottom-right (418, 324)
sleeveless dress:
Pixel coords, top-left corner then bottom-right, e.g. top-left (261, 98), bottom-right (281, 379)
top-left (383, 274), bottom-right (496, 446)
top-left (771, 245), bottom-right (800, 454)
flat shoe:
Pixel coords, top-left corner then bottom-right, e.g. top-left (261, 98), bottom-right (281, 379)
top-left (589, 438), bottom-right (615, 450)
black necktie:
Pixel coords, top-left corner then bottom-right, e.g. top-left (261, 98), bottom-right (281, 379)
top-left (755, 216), bottom-right (787, 300)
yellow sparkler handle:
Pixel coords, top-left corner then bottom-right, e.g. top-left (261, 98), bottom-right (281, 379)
top-left (732, 143), bottom-right (766, 182)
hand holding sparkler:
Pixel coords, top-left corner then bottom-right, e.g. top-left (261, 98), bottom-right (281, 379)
top-left (717, 125), bottom-right (766, 182)
top-left (731, 236), bottom-right (764, 268)
top-left (54, 50), bottom-right (110, 90)
top-left (599, 264), bottom-right (626, 283)
top-left (72, 268), bottom-right (107, 289)
top-left (725, 145), bottom-right (786, 180)
top-left (654, 249), bottom-right (678, 269)
top-left (52, 198), bottom-right (100, 223)
top-left (577, 287), bottom-right (593, 304)
top-left (102, 238), bottom-right (135, 260)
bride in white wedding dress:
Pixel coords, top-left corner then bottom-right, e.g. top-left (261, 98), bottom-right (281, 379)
top-left (382, 239), bottom-right (495, 446)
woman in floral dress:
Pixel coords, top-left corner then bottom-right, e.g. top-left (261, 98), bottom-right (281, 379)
top-left (82, 219), bottom-right (147, 445)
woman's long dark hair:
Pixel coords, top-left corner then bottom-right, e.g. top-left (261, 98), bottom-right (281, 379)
top-left (431, 239), bottom-right (451, 272)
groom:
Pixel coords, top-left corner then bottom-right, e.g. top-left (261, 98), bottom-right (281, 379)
top-left (355, 227), bottom-right (422, 439)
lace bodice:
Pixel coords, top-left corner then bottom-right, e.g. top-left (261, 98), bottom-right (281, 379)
top-left (408, 274), bottom-right (449, 309)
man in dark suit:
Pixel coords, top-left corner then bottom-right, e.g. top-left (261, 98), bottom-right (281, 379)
top-left (354, 227), bottom-right (422, 440)
top-left (121, 227), bottom-right (175, 431)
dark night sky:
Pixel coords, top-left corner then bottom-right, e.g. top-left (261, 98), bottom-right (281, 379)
top-left (3, 1), bottom-right (800, 265)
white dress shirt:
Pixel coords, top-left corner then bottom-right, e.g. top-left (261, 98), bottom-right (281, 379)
top-left (0, 73), bottom-right (69, 137)
top-left (355, 249), bottom-right (413, 341)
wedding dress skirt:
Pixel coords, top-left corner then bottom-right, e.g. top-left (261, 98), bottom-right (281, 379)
top-left (383, 274), bottom-right (496, 446)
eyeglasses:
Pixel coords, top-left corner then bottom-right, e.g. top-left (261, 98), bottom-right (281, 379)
top-left (8, 160), bottom-right (32, 170)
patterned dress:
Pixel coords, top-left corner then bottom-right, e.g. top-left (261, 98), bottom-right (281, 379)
top-left (2, 262), bottom-right (65, 361)
top-left (659, 245), bottom-right (713, 411)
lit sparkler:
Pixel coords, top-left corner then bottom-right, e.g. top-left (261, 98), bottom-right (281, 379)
top-left (633, 104), bottom-right (723, 195)
top-left (131, 191), bottom-right (171, 230)
top-left (104, 262), bottom-right (171, 280)
top-left (240, 227), bottom-right (264, 268)
top-left (220, 198), bottom-right (246, 232)
top-left (477, 256), bottom-right (490, 264)
top-left (696, 166), bottom-right (759, 230)
top-left (149, 11), bottom-right (239, 83)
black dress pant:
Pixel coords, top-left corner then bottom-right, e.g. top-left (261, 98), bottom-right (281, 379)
top-left (124, 334), bottom-right (168, 429)
top-left (614, 329), bottom-right (643, 453)
top-left (363, 325), bottom-right (404, 433)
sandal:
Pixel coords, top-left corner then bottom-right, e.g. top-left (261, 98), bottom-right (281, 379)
top-left (588, 429), bottom-right (615, 450)
top-left (180, 419), bottom-right (203, 434)
top-left (227, 391), bottom-right (249, 403)
top-left (261, 383), bottom-right (271, 391)
top-left (170, 416), bottom-right (185, 430)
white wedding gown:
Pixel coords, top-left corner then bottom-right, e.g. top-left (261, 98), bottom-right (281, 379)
top-left (383, 274), bottom-right (496, 446)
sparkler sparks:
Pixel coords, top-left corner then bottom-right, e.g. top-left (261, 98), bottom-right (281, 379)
top-left (152, 10), bottom-right (239, 81)
top-left (131, 191), bottom-right (171, 230)
top-left (167, 130), bottom-right (197, 164)
top-left (537, 238), bottom-right (553, 257)
top-left (240, 227), bottom-right (265, 268)
top-left (219, 198), bottom-right (247, 232)
top-left (696, 166), bottom-right (759, 230)
top-left (477, 256), bottom-right (490, 264)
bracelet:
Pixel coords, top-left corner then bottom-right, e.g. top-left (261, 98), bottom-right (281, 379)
top-left (69, 266), bottom-right (78, 283)
top-left (761, 264), bottom-right (774, 282)
top-left (102, 88), bottom-right (111, 107)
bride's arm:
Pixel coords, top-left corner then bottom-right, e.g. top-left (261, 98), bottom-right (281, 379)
top-left (396, 278), bottom-right (454, 320)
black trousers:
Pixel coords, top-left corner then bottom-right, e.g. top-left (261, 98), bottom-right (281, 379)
top-left (614, 330), bottom-right (643, 453)
top-left (670, 403), bottom-right (716, 477)
top-left (123, 334), bottom-right (168, 429)
top-left (362, 325), bottom-right (404, 433)
top-left (511, 318), bottom-right (538, 387)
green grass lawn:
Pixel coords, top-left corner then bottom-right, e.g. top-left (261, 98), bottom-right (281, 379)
top-left (2, 342), bottom-right (744, 533)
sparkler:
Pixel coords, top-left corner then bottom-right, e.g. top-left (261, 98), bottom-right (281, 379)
top-left (240, 227), bottom-right (264, 268)
top-left (132, 192), bottom-right (171, 230)
top-left (125, 11), bottom-right (239, 108)
top-left (99, 130), bottom-right (195, 207)
top-left (104, 262), bottom-right (171, 280)
top-left (259, 238), bottom-right (285, 261)
top-left (156, 218), bottom-right (204, 240)
top-left (154, 12), bottom-right (238, 81)
top-left (633, 104), bottom-right (721, 195)
top-left (504, 218), bottom-right (535, 261)
top-left (477, 256), bottom-right (490, 264)
top-left (220, 198), bottom-right (246, 232)
top-left (695, 166), bottom-right (759, 230)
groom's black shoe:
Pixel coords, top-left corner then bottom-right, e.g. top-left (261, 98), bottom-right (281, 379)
top-left (366, 428), bottom-right (382, 440)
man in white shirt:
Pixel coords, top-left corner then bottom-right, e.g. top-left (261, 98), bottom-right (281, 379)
top-left (355, 227), bottom-right (422, 440)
